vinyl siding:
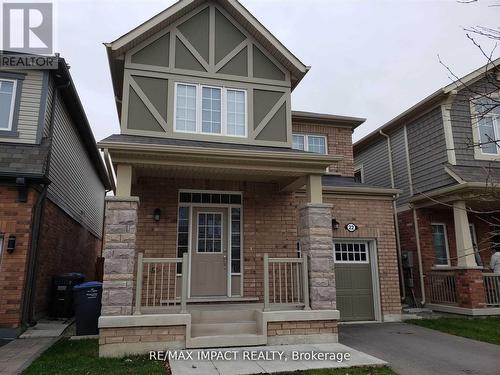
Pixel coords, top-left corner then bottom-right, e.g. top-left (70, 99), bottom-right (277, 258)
top-left (450, 74), bottom-right (500, 167)
top-left (389, 127), bottom-right (411, 204)
top-left (47, 91), bottom-right (105, 237)
top-left (0, 70), bottom-right (45, 144)
top-left (355, 138), bottom-right (392, 188)
top-left (406, 106), bottom-right (455, 194)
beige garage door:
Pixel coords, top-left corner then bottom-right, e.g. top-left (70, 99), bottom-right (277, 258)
top-left (334, 241), bottom-right (375, 321)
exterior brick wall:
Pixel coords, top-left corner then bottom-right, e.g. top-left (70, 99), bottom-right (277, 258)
top-left (0, 186), bottom-right (37, 328)
top-left (267, 320), bottom-right (337, 337)
top-left (292, 122), bottom-right (354, 176)
top-left (99, 326), bottom-right (185, 345)
top-left (321, 195), bottom-right (401, 316)
top-left (33, 199), bottom-right (101, 318)
top-left (398, 207), bottom-right (495, 305)
top-left (132, 177), bottom-right (298, 301)
top-left (127, 178), bottom-right (401, 318)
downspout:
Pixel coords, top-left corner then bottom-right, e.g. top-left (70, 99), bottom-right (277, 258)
top-left (22, 77), bottom-right (68, 325)
top-left (379, 130), bottom-right (406, 300)
top-left (412, 206), bottom-right (426, 305)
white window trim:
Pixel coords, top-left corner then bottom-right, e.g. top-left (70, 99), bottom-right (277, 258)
top-left (431, 222), bottom-right (451, 267)
top-left (174, 82), bottom-right (247, 138)
top-left (0, 78), bottom-right (18, 131)
top-left (354, 164), bottom-right (364, 183)
top-left (333, 241), bottom-right (370, 264)
top-left (292, 133), bottom-right (328, 154)
top-left (470, 93), bottom-right (500, 160)
top-left (195, 211), bottom-right (224, 254)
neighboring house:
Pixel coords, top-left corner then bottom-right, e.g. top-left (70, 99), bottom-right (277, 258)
top-left (97, 0), bottom-right (401, 357)
top-left (354, 59), bottom-right (500, 316)
top-left (0, 54), bottom-right (111, 335)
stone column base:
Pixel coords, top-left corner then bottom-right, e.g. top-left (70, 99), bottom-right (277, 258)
top-left (101, 196), bottom-right (139, 316)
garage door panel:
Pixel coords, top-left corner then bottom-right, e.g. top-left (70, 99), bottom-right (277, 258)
top-left (334, 241), bottom-right (375, 321)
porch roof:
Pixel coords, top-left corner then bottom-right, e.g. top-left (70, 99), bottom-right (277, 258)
top-left (98, 134), bottom-right (342, 186)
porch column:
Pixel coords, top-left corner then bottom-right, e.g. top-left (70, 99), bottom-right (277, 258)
top-left (298, 203), bottom-right (336, 310)
top-left (453, 200), bottom-right (476, 267)
top-left (306, 174), bottom-right (323, 204)
top-left (101, 196), bottom-right (139, 316)
top-left (115, 164), bottom-right (133, 197)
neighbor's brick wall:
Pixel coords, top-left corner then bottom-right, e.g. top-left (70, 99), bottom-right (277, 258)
top-left (99, 325), bottom-right (185, 346)
top-left (292, 122), bottom-right (354, 176)
top-left (399, 207), bottom-right (495, 303)
top-left (33, 199), bottom-right (101, 318)
top-left (267, 320), bottom-right (337, 337)
top-left (0, 186), bottom-right (37, 328)
top-left (321, 195), bottom-right (401, 316)
top-left (132, 177), bottom-right (298, 301)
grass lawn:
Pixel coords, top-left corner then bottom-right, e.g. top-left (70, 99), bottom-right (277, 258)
top-left (408, 316), bottom-right (500, 346)
top-left (23, 339), bottom-right (165, 375)
top-left (23, 338), bottom-right (397, 375)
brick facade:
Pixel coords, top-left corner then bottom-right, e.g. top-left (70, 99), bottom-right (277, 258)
top-left (398, 207), bottom-right (496, 309)
top-left (267, 320), bottom-right (337, 337)
top-left (99, 325), bottom-right (185, 357)
top-left (0, 185), bottom-right (102, 328)
top-left (125, 178), bottom-right (401, 319)
top-left (0, 186), bottom-right (37, 328)
top-left (292, 122), bottom-right (354, 176)
top-left (322, 196), bottom-right (401, 317)
top-left (33, 199), bottom-right (101, 318)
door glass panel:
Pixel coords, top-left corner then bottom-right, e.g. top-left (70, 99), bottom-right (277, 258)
top-left (231, 208), bottom-right (241, 273)
top-left (197, 213), bottom-right (223, 253)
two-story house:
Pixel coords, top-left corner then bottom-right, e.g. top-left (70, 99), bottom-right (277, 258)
top-left (97, 0), bottom-right (401, 357)
top-left (354, 59), bottom-right (500, 316)
top-left (0, 55), bottom-right (111, 336)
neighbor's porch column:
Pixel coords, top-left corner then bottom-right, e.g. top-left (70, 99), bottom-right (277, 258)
top-left (453, 200), bottom-right (476, 267)
top-left (101, 164), bottom-right (139, 316)
top-left (298, 174), bottom-right (336, 310)
top-left (452, 200), bottom-right (486, 309)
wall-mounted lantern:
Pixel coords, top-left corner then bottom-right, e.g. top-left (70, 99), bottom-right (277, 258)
top-left (153, 208), bottom-right (161, 222)
top-left (7, 235), bottom-right (16, 254)
top-left (332, 218), bottom-right (340, 230)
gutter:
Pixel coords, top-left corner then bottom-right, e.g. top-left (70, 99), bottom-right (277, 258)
top-left (379, 130), bottom-right (406, 301)
top-left (412, 207), bottom-right (426, 306)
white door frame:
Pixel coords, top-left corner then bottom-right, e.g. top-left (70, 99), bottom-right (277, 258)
top-left (177, 189), bottom-right (243, 299)
top-left (333, 238), bottom-right (382, 322)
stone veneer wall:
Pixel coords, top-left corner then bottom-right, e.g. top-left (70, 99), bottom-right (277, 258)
top-left (101, 197), bottom-right (139, 316)
top-left (298, 203), bottom-right (335, 310)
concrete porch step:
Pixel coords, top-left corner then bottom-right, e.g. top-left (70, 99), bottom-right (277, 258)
top-left (191, 309), bottom-right (257, 324)
top-left (191, 322), bottom-right (258, 337)
top-left (187, 333), bottom-right (267, 349)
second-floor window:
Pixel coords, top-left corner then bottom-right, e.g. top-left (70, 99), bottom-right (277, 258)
top-left (292, 134), bottom-right (327, 154)
top-left (175, 82), bottom-right (247, 138)
top-left (0, 79), bottom-right (17, 131)
top-left (475, 97), bottom-right (500, 155)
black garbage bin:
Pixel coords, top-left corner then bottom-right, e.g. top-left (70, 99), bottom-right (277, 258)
top-left (50, 272), bottom-right (85, 318)
top-left (73, 282), bottom-right (103, 336)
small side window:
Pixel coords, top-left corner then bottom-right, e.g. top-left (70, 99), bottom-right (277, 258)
top-left (0, 79), bottom-right (17, 132)
top-left (354, 165), bottom-right (363, 183)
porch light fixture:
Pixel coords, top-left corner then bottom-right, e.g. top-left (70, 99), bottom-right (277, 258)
top-left (153, 208), bottom-right (161, 222)
top-left (332, 218), bottom-right (340, 230)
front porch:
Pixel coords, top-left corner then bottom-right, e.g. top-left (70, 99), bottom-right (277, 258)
top-left (408, 190), bottom-right (500, 315)
top-left (98, 139), bottom-right (342, 357)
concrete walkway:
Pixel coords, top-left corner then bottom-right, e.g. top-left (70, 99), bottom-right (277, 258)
top-left (340, 322), bottom-right (500, 375)
top-left (169, 343), bottom-right (387, 375)
top-left (0, 337), bottom-right (58, 375)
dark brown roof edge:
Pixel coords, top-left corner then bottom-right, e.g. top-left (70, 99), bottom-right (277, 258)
top-left (292, 110), bottom-right (366, 128)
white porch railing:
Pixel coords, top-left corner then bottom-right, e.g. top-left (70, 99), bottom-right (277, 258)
top-left (427, 272), bottom-right (458, 305)
top-left (263, 254), bottom-right (310, 310)
top-left (484, 273), bottom-right (500, 307)
top-left (134, 253), bottom-right (188, 314)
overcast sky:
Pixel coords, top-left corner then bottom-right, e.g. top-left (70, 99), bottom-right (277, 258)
top-left (53, 0), bottom-right (499, 142)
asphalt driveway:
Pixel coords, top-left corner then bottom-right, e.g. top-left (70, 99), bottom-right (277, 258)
top-left (339, 322), bottom-right (500, 375)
